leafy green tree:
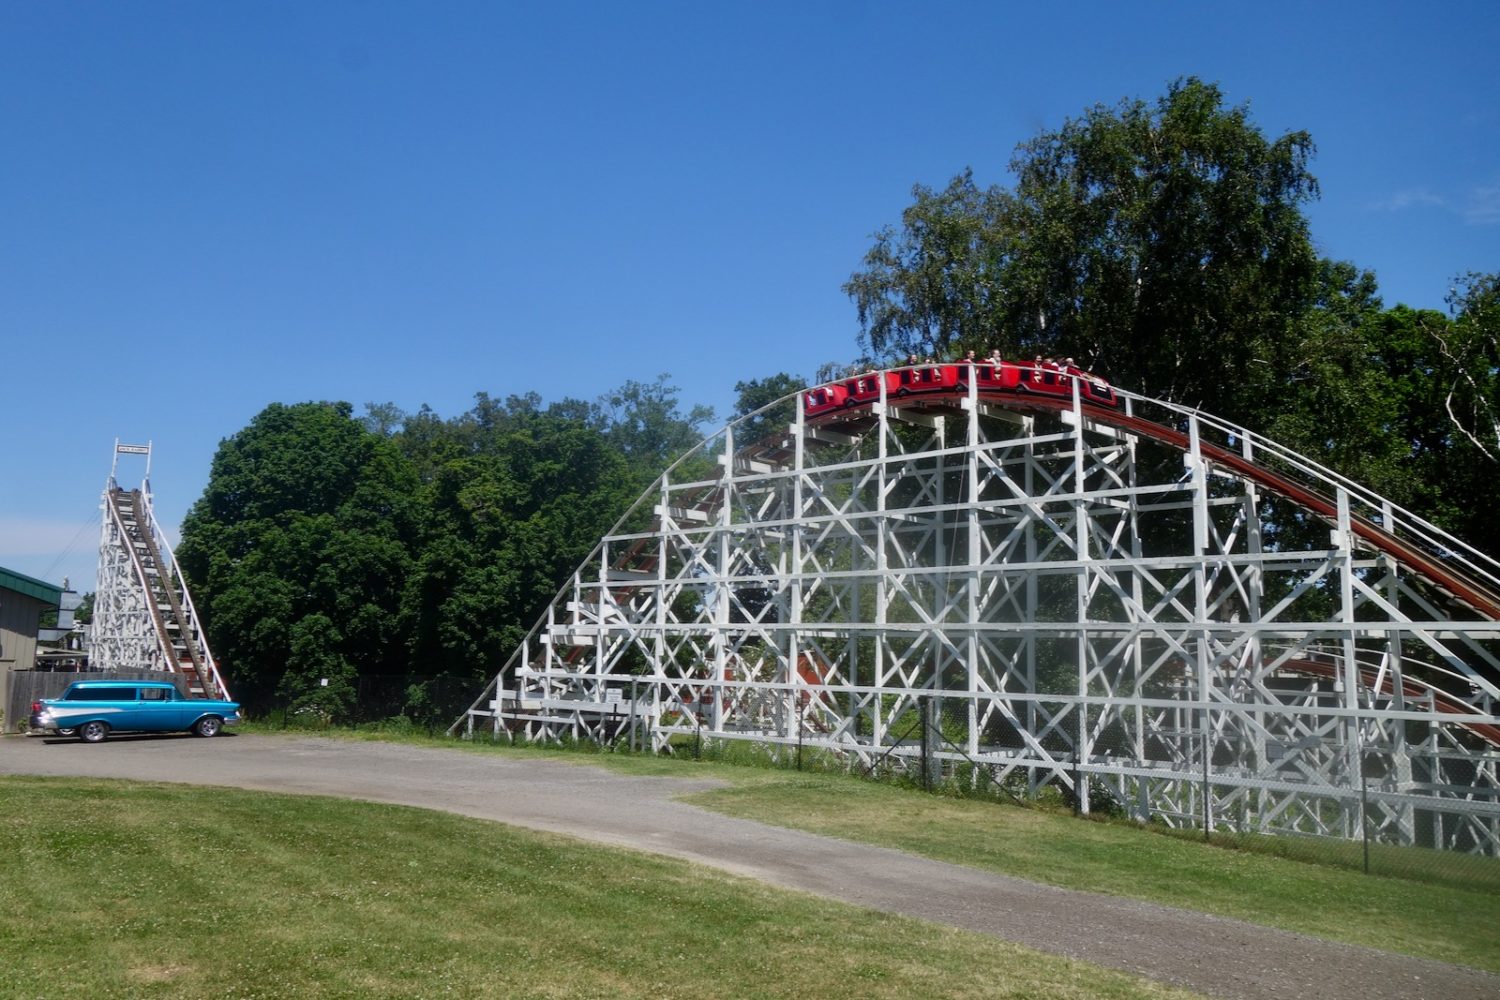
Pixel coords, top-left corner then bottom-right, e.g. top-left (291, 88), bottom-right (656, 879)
top-left (183, 377), bottom-right (716, 722)
top-left (846, 77), bottom-right (1321, 422)
top-left (277, 613), bottom-right (357, 721)
top-left (594, 375), bottom-right (716, 486)
top-left (360, 401), bottom-right (406, 437)
top-left (1261, 261), bottom-right (1414, 497)
top-left (1376, 284), bottom-right (1500, 560)
top-left (178, 401), bottom-right (421, 711)
top-left (397, 394), bottom-right (643, 708)
top-left (1432, 273), bottom-right (1500, 463)
top-left (844, 170), bottom-right (1013, 361)
top-left (1261, 275), bottom-right (1500, 559)
top-left (732, 372), bottom-right (807, 445)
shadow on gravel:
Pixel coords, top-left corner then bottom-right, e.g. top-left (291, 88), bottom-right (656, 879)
top-left (27, 732), bottom-right (240, 745)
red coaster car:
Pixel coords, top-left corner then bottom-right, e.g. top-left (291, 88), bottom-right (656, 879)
top-left (802, 359), bottom-right (1118, 418)
top-left (1014, 363), bottom-right (1117, 407)
top-left (844, 372), bottom-right (886, 407)
top-left (803, 383), bottom-right (850, 417)
top-left (890, 364), bottom-right (962, 397)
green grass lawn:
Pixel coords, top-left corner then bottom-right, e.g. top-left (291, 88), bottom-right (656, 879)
top-left (0, 776), bottom-right (1198, 1000)
top-left (679, 770), bottom-right (1500, 972)
top-left (321, 727), bottom-right (1500, 972)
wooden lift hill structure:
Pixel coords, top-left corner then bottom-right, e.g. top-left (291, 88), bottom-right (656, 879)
top-left (91, 441), bottom-right (228, 700)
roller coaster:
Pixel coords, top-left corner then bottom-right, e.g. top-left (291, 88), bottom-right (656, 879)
top-left (91, 441), bottom-right (228, 700)
top-left (452, 362), bottom-right (1500, 856)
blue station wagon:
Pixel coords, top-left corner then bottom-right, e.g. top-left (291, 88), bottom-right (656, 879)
top-left (30, 680), bottom-right (240, 743)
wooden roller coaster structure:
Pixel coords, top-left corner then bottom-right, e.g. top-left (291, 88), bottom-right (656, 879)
top-left (457, 363), bottom-right (1500, 856)
top-left (91, 441), bottom-right (228, 700)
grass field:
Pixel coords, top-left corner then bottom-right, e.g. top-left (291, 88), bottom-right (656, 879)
top-left (0, 777), bottom-right (1198, 1000)
top-left (681, 770), bottom-right (1500, 972)
top-left (323, 727), bottom-right (1500, 973)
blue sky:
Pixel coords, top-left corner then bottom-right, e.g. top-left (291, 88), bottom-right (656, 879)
top-left (3, 1), bottom-right (1497, 593)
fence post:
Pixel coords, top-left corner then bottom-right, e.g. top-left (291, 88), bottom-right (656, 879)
top-left (1357, 725), bottom-right (1371, 875)
top-left (1073, 747), bottom-right (1082, 817)
top-left (1201, 724), bottom-right (1212, 842)
top-left (919, 696), bottom-right (929, 790)
top-left (921, 695), bottom-right (940, 790)
top-left (629, 679), bottom-right (639, 753)
top-left (796, 705), bottom-right (804, 771)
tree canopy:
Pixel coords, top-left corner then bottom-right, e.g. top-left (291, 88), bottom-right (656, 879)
top-left (1434, 273), bottom-right (1500, 463)
top-left (180, 381), bottom-right (715, 723)
top-left (178, 402), bottom-right (421, 710)
top-left (846, 77), bottom-right (1320, 422)
top-left (732, 372), bottom-right (807, 445)
top-left (844, 75), bottom-right (1499, 557)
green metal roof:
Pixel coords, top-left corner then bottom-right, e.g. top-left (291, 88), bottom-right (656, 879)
top-left (0, 566), bottom-right (64, 606)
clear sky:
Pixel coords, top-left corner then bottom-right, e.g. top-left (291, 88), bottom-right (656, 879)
top-left (2, 1), bottom-right (1497, 593)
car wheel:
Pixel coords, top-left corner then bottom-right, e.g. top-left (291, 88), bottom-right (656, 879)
top-left (56, 728), bottom-right (76, 737)
top-left (193, 716), bottom-right (222, 738)
top-left (78, 721), bottom-right (108, 743)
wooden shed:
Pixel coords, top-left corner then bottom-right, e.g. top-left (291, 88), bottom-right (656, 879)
top-left (1, 565), bottom-right (64, 730)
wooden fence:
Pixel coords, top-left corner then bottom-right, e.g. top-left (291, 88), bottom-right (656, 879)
top-left (4, 669), bottom-right (180, 733)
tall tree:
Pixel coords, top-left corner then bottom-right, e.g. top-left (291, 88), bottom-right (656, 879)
top-left (732, 372), bottom-right (807, 445)
top-left (1260, 260), bottom-right (1415, 498)
top-left (843, 170), bottom-right (1013, 360)
top-left (398, 393), bottom-right (644, 707)
top-left (1432, 272), bottom-right (1500, 462)
top-left (846, 77), bottom-right (1321, 422)
top-left (594, 375), bottom-right (716, 486)
top-left (178, 402), bottom-right (420, 714)
top-left (180, 378), bottom-right (716, 721)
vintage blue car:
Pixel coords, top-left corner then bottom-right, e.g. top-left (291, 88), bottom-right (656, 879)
top-left (30, 679), bottom-right (241, 743)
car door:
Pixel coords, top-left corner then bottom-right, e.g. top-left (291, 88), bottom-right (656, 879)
top-left (159, 685), bottom-right (194, 728)
top-left (134, 686), bottom-right (179, 730)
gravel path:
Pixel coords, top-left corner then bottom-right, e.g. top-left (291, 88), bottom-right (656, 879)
top-left (3, 732), bottom-right (1494, 1000)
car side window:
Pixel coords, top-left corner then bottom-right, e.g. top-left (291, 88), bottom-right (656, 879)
top-left (141, 687), bottom-right (167, 701)
top-left (67, 687), bottom-right (127, 701)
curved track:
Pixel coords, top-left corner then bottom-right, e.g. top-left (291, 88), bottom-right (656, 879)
top-left (805, 371), bottom-right (1500, 626)
top-left (1022, 394), bottom-right (1500, 623)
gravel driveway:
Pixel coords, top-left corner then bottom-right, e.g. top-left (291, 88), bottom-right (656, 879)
top-left (3, 732), bottom-right (1493, 1000)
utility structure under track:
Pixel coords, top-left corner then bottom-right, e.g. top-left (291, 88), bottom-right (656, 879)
top-left (91, 441), bottom-right (227, 699)
top-left (456, 367), bottom-right (1500, 856)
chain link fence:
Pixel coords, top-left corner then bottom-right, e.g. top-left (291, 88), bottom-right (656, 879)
top-left (267, 673), bottom-right (473, 734)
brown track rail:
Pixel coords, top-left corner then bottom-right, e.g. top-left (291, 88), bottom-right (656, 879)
top-left (104, 487), bottom-right (216, 695)
top-left (810, 387), bottom-right (1500, 623)
top-left (1095, 404), bottom-right (1500, 623)
top-left (1278, 657), bottom-right (1500, 749)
